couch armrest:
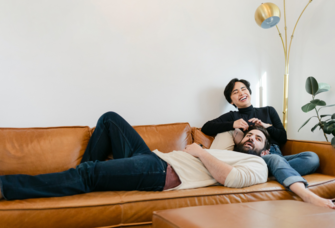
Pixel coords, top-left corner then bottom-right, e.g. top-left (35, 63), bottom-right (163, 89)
top-left (281, 139), bottom-right (335, 176)
top-left (191, 128), bottom-right (214, 149)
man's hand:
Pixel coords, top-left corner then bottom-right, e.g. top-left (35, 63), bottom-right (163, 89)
top-left (233, 118), bottom-right (249, 131)
top-left (248, 118), bottom-right (272, 128)
top-left (183, 143), bottom-right (206, 158)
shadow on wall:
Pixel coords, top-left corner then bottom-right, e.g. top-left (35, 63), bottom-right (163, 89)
top-left (196, 86), bottom-right (233, 125)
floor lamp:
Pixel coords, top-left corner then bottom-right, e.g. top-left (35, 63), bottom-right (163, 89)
top-left (254, 0), bottom-right (313, 129)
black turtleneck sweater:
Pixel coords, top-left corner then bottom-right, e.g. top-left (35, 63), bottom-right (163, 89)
top-left (201, 106), bottom-right (287, 146)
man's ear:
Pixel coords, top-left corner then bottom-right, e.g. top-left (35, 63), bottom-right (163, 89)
top-left (260, 149), bottom-right (270, 157)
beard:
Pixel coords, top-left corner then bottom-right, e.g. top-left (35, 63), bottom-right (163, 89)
top-left (234, 140), bottom-right (263, 156)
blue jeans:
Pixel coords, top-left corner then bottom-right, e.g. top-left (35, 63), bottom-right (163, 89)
top-left (0, 112), bottom-right (167, 200)
top-left (262, 144), bottom-right (320, 189)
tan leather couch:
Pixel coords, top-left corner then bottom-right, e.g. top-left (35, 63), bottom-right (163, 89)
top-left (0, 123), bottom-right (335, 228)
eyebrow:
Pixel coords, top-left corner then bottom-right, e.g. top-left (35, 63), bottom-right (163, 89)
top-left (247, 132), bottom-right (264, 141)
top-left (255, 134), bottom-right (263, 141)
top-left (232, 86), bottom-right (246, 93)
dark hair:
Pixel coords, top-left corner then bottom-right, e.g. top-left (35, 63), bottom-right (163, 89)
top-left (245, 125), bottom-right (271, 151)
top-left (224, 78), bottom-right (252, 108)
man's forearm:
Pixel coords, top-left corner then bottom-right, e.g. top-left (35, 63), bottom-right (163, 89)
top-left (198, 150), bottom-right (233, 185)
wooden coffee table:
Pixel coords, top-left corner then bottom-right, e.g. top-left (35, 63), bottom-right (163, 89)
top-left (153, 200), bottom-right (335, 228)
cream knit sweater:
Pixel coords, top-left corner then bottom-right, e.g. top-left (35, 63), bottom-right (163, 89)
top-left (153, 149), bottom-right (268, 190)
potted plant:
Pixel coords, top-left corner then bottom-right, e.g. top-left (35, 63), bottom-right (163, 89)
top-left (298, 76), bottom-right (335, 148)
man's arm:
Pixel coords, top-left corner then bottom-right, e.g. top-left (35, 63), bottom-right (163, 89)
top-left (183, 143), bottom-right (233, 185)
top-left (183, 143), bottom-right (268, 188)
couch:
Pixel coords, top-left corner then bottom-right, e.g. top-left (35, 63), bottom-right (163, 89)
top-left (0, 123), bottom-right (335, 228)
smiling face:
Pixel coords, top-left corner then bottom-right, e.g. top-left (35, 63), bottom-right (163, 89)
top-left (230, 82), bottom-right (252, 108)
top-left (235, 129), bottom-right (269, 156)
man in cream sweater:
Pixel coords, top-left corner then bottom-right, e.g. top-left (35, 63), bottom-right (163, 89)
top-left (0, 112), bottom-right (269, 200)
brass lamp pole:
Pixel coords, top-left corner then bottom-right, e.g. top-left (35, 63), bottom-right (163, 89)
top-left (254, 0), bottom-right (313, 129)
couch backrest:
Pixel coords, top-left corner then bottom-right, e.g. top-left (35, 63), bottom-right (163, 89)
top-left (0, 123), bottom-right (193, 175)
top-left (0, 127), bottom-right (91, 175)
top-left (134, 123), bottom-right (192, 153)
top-left (281, 139), bottom-right (335, 176)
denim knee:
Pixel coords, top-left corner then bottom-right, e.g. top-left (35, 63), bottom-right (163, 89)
top-left (300, 152), bottom-right (320, 173)
top-left (76, 161), bottom-right (98, 192)
top-left (97, 112), bottom-right (122, 125)
top-left (98, 111), bottom-right (122, 125)
top-left (262, 154), bottom-right (308, 188)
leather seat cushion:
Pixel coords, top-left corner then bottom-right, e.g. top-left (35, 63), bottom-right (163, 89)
top-left (1, 174), bottom-right (334, 228)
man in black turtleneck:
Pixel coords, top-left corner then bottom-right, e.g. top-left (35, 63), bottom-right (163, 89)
top-left (201, 78), bottom-right (335, 210)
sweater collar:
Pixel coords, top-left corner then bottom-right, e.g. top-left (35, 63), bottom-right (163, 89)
top-left (238, 105), bottom-right (254, 114)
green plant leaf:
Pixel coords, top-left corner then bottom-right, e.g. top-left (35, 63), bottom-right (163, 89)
top-left (332, 113), bottom-right (335, 119)
top-left (301, 103), bottom-right (316, 113)
top-left (332, 129), bottom-right (335, 136)
top-left (326, 120), bottom-right (335, 124)
top-left (315, 83), bottom-right (331, 95)
top-left (324, 127), bottom-right (332, 134)
top-left (298, 116), bottom-right (316, 132)
top-left (318, 104), bottom-right (335, 111)
top-left (310, 99), bottom-right (326, 106)
top-left (311, 123), bottom-right (320, 132)
top-left (321, 114), bottom-right (331, 118)
top-left (324, 119), bottom-right (332, 124)
top-left (331, 137), bottom-right (335, 148)
top-left (324, 123), bottom-right (335, 134)
top-left (320, 121), bottom-right (327, 127)
top-left (305, 77), bottom-right (319, 95)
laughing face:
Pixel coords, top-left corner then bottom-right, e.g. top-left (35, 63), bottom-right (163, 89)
top-left (230, 82), bottom-right (251, 108)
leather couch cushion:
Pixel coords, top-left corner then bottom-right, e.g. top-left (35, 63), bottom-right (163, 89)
top-left (0, 127), bottom-right (91, 175)
top-left (1, 174), bottom-right (334, 228)
top-left (133, 123), bottom-right (192, 153)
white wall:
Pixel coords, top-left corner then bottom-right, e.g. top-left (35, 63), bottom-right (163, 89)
top-left (1, 0), bottom-right (333, 143)
top-left (0, 0), bottom-right (281, 128)
top-left (267, 0), bottom-right (335, 142)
